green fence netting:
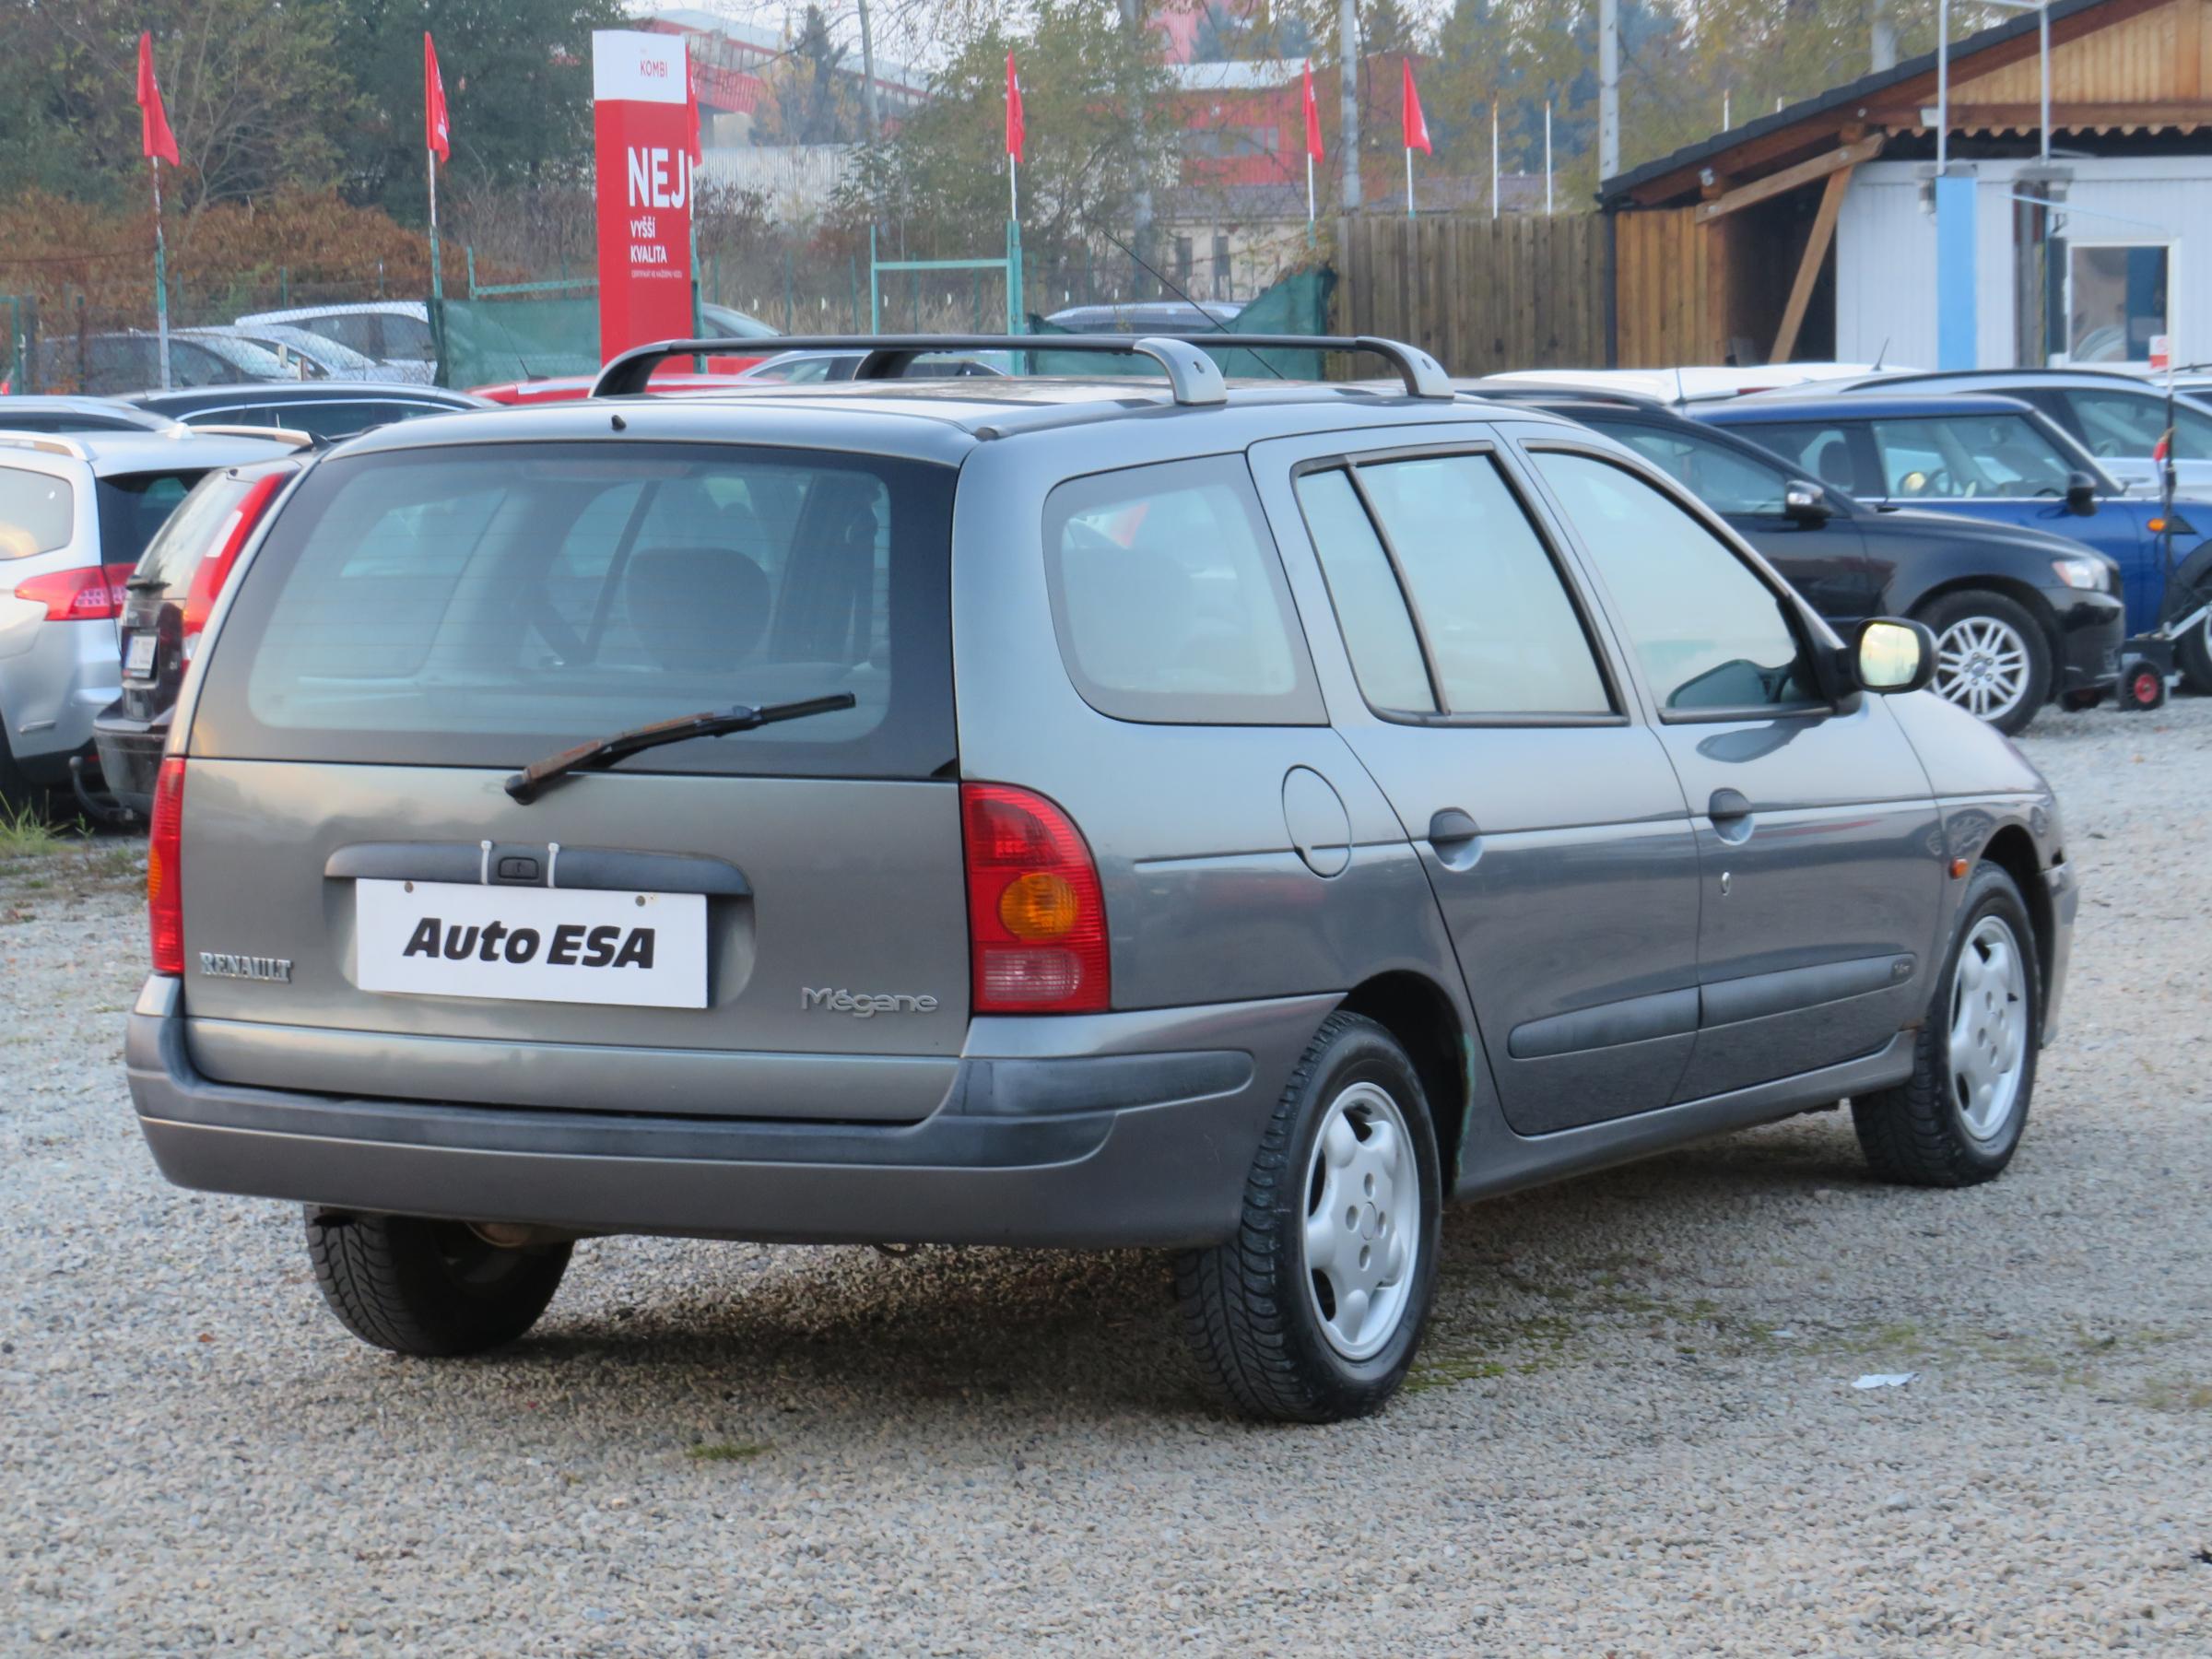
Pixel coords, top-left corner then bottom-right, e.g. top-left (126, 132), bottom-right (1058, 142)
top-left (439, 297), bottom-right (602, 389)
top-left (1023, 267), bottom-right (1336, 381)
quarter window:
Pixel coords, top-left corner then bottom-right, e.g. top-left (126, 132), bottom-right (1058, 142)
top-left (1044, 457), bottom-right (1320, 724)
top-left (1531, 451), bottom-right (1818, 715)
top-left (0, 466), bottom-right (74, 559)
top-left (1294, 467), bottom-right (1435, 712)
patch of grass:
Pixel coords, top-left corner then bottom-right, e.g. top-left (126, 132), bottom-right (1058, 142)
top-left (686, 1441), bottom-right (771, 1463)
top-left (0, 802), bottom-right (69, 859)
top-left (2142, 1382), bottom-right (2212, 1413)
top-left (1405, 1353), bottom-right (1510, 1394)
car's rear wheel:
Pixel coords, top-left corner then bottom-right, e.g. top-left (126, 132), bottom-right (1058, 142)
top-left (1919, 590), bottom-right (2051, 735)
top-left (305, 1209), bottom-right (571, 1356)
top-left (1852, 863), bottom-right (2040, 1187)
top-left (1174, 1012), bottom-right (1441, 1423)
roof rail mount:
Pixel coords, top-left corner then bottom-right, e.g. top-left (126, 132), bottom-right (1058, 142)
top-left (590, 333), bottom-right (1455, 404)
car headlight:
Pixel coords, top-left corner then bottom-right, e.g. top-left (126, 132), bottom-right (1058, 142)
top-left (2050, 557), bottom-right (2108, 591)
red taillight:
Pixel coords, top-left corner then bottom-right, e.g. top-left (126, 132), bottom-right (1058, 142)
top-left (181, 471), bottom-right (286, 641)
top-left (147, 759), bottom-right (186, 975)
top-left (14, 562), bottom-right (135, 621)
top-left (961, 782), bottom-right (1110, 1014)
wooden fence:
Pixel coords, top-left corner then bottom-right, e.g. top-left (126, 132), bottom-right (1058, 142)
top-left (1330, 212), bottom-right (1610, 377)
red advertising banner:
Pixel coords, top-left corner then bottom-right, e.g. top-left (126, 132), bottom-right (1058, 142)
top-left (593, 29), bottom-right (695, 364)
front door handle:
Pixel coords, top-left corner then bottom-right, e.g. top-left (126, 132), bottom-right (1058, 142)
top-left (1707, 788), bottom-right (1755, 843)
top-left (1707, 789), bottom-right (1753, 822)
top-left (1427, 807), bottom-right (1481, 848)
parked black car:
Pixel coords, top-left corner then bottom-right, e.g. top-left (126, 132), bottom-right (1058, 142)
top-left (124, 382), bottom-right (490, 443)
top-left (92, 454), bottom-right (308, 815)
top-left (1481, 388), bottom-right (2126, 734)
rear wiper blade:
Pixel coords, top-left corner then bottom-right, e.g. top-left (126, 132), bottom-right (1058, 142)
top-left (504, 693), bottom-right (856, 804)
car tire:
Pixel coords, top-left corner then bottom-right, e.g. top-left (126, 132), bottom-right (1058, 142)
top-left (1917, 589), bottom-right (2053, 735)
top-left (2177, 611), bottom-right (2212, 696)
top-left (305, 1209), bottom-right (571, 1357)
top-left (1174, 1012), bottom-right (1441, 1423)
top-left (1852, 863), bottom-right (2041, 1188)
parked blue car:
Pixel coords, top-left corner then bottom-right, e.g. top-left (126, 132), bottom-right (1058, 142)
top-left (1696, 393), bottom-right (2198, 643)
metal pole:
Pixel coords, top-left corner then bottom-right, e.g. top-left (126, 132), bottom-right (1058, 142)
top-left (868, 225), bottom-right (879, 334)
top-left (1599, 0), bottom-right (1620, 182)
top-left (1546, 103), bottom-right (1555, 214)
top-left (1491, 102), bottom-right (1500, 220)
top-left (2039, 2), bottom-right (2051, 164)
top-left (150, 159), bottom-right (171, 390)
top-left (1406, 147), bottom-right (1414, 218)
top-left (1338, 0), bottom-right (1360, 211)
top-left (1937, 0), bottom-right (1950, 174)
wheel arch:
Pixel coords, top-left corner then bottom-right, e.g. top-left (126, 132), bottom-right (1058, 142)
top-left (1979, 822), bottom-right (2053, 1020)
top-left (1335, 970), bottom-right (1475, 1186)
top-left (1907, 574), bottom-right (2063, 654)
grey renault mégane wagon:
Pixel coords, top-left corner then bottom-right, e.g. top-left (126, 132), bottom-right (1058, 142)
top-left (125, 334), bottom-right (2075, 1422)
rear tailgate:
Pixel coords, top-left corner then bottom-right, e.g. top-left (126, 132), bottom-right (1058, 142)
top-left (180, 437), bottom-right (968, 1121)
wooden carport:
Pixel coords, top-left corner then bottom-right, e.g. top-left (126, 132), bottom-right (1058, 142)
top-left (1602, 0), bottom-right (2212, 366)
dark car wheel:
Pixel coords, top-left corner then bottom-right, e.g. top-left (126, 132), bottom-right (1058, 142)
top-left (306, 1209), bottom-right (571, 1357)
top-left (1174, 1012), bottom-right (1441, 1423)
top-left (1852, 863), bottom-right (2040, 1187)
top-left (1917, 590), bottom-right (2052, 735)
top-left (2177, 610), bottom-right (2212, 696)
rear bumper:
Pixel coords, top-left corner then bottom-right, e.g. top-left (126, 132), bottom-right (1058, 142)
top-left (126, 977), bottom-right (1334, 1248)
top-left (90, 698), bottom-right (167, 818)
top-left (0, 616), bottom-right (118, 766)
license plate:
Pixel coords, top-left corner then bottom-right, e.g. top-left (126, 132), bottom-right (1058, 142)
top-left (124, 631), bottom-right (157, 678)
top-left (354, 878), bottom-right (708, 1008)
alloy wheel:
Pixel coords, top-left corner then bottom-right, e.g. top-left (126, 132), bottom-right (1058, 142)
top-left (1935, 615), bottom-right (2032, 724)
top-left (1949, 913), bottom-right (2030, 1142)
top-left (1300, 1081), bottom-right (1420, 1361)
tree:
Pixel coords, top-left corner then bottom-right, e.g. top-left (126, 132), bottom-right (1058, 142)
top-left (755, 6), bottom-right (854, 145)
top-left (0, 0), bottom-right (351, 212)
top-left (832, 0), bottom-right (1176, 273)
top-left (329, 0), bottom-right (628, 218)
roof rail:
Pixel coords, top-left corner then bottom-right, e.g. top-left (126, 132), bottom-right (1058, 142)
top-left (191, 424), bottom-right (319, 449)
top-left (590, 332), bottom-right (1455, 402)
top-left (0, 433), bottom-right (89, 459)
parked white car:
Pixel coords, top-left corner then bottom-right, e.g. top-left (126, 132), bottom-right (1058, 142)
top-left (1483, 363), bottom-right (1909, 406)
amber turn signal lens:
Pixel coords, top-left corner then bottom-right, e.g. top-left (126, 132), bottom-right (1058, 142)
top-left (997, 871), bottom-right (1079, 940)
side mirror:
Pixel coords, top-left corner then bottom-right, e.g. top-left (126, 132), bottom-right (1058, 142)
top-left (1853, 618), bottom-right (1937, 695)
top-left (1783, 480), bottom-right (1831, 523)
top-left (2065, 471), bottom-right (2099, 516)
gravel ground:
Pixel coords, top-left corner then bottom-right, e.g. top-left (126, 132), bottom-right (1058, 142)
top-left (4, 699), bottom-right (2209, 1656)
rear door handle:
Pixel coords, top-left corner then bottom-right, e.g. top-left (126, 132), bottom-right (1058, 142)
top-left (1427, 808), bottom-right (1481, 848)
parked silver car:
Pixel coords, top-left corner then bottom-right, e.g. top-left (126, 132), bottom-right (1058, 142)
top-left (0, 428), bottom-right (300, 806)
top-left (125, 335), bottom-right (2074, 1422)
top-left (232, 303), bottom-right (437, 385)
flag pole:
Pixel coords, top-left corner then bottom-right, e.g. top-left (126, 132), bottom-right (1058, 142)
top-left (1490, 101), bottom-right (1500, 221)
top-left (1545, 102), bottom-right (1554, 215)
top-left (150, 157), bottom-right (171, 391)
top-left (1405, 146), bottom-right (1413, 218)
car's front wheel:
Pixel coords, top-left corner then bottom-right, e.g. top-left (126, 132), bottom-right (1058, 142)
top-left (1174, 1012), bottom-right (1441, 1423)
top-left (1918, 589), bottom-right (2052, 735)
top-left (1852, 863), bottom-right (2040, 1186)
top-left (2176, 607), bottom-right (2212, 696)
top-left (305, 1209), bottom-right (571, 1356)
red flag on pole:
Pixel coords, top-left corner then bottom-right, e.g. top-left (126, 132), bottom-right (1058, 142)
top-left (424, 33), bottom-right (451, 163)
top-left (1302, 60), bottom-right (1324, 162)
top-left (136, 32), bottom-right (180, 166)
top-left (1402, 58), bottom-right (1431, 155)
top-left (1006, 53), bottom-right (1025, 163)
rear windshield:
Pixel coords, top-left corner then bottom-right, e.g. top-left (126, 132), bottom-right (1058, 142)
top-left (132, 468), bottom-right (267, 592)
top-left (191, 441), bottom-right (957, 780)
top-left (97, 472), bottom-right (203, 567)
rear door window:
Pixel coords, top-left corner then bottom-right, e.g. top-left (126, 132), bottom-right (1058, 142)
top-left (1725, 419), bottom-right (1872, 496)
top-left (0, 466), bottom-right (75, 559)
top-left (192, 441), bottom-right (956, 781)
top-left (1043, 455), bottom-right (1322, 724)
